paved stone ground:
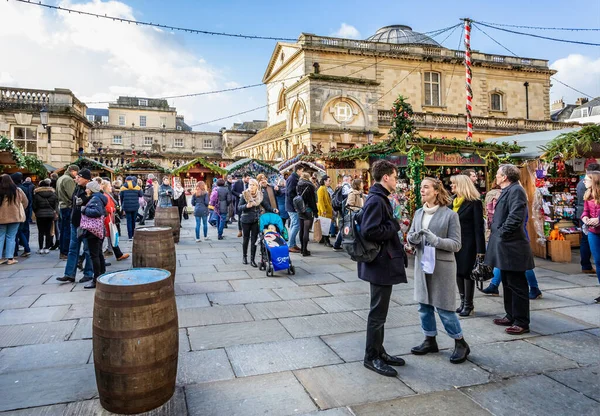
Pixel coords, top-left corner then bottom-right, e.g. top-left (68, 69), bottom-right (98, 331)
top-left (0, 219), bottom-right (599, 415)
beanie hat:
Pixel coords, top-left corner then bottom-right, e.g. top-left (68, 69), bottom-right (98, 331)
top-left (86, 181), bottom-right (101, 193)
top-left (78, 169), bottom-right (92, 180)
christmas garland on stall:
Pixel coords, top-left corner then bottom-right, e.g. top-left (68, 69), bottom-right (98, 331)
top-left (171, 157), bottom-right (226, 176)
top-left (0, 135), bottom-right (48, 178)
top-left (540, 124), bottom-right (600, 161)
top-left (115, 158), bottom-right (171, 175)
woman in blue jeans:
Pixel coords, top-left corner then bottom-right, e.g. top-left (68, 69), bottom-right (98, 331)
top-left (191, 181), bottom-right (210, 242)
top-left (0, 174), bottom-right (29, 265)
top-left (482, 268), bottom-right (542, 299)
top-left (119, 176), bottom-right (142, 240)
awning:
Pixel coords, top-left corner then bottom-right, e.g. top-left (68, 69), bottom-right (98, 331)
top-left (486, 127), bottom-right (581, 159)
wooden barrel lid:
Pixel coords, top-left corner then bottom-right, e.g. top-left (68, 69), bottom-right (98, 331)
top-left (136, 227), bottom-right (172, 233)
top-left (98, 269), bottom-right (171, 292)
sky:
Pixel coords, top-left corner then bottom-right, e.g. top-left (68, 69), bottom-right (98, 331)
top-left (1, 0), bottom-right (599, 132)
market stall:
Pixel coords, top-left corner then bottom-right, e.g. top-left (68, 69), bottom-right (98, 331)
top-left (0, 135), bottom-right (48, 181)
top-left (115, 159), bottom-right (171, 182)
top-left (276, 155), bottom-right (326, 177)
top-left (171, 157), bottom-right (226, 192)
top-left (54, 156), bottom-right (115, 180)
top-left (224, 158), bottom-right (279, 183)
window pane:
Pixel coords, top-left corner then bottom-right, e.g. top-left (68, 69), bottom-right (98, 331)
top-left (26, 141), bottom-right (37, 153)
top-left (14, 140), bottom-right (26, 151)
top-left (425, 83), bottom-right (431, 106)
top-left (14, 128), bottom-right (25, 140)
top-left (432, 84), bottom-right (440, 106)
top-left (25, 128), bottom-right (36, 139)
top-left (491, 94), bottom-right (501, 110)
top-left (432, 73), bottom-right (439, 83)
top-left (424, 72), bottom-right (430, 82)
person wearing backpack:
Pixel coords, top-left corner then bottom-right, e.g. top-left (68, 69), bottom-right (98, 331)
top-left (358, 160), bottom-right (408, 378)
top-left (332, 175), bottom-right (352, 251)
top-left (285, 165), bottom-right (304, 252)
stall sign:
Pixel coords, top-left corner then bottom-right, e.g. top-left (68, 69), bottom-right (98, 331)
top-left (425, 152), bottom-right (486, 166)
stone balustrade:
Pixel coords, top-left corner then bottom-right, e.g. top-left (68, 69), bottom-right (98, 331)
top-left (0, 87), bottom-right (84, 116)
top-left (377, 110), bottom-right (581, 134)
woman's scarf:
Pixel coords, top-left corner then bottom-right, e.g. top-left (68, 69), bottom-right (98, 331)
top-left (242, 183), bottom-right (263, 207)
top-left (173, 184), bottom-right (184, 201)
top-left (452, 196), bottom-right (465, 212)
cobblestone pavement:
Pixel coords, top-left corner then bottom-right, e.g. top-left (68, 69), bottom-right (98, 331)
top-left (0, 219), bottom-right (599, 415)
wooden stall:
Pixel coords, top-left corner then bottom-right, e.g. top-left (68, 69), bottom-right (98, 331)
top-left (54, 156), bottom-right (115, 181)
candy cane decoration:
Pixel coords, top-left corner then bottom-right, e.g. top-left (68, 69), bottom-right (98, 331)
top-left (464, 18), bottom-right (473, 142)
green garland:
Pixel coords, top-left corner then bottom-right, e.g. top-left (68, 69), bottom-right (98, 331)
top-left (172, 157), bottom-right (226, 176)
top-left (540, 124), bottom-right (600, 161)
top-left (389, 95), bottom-right (415, 139)
top-left (115, 158), bottom-right (171, 174)
top-left (62, 157), bottom-right (112, 173)
top-left (0, 135), bottom-right (48, 178)
top-left (407, 147), bottom-right (425, 209)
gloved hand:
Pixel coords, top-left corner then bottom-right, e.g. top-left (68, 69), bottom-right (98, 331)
top-left (420, 229), bottom-right (439, 246)
top-left (407, 231), bottom-right (422, 245)
top-left (75, 197), bottom-right (83, 206)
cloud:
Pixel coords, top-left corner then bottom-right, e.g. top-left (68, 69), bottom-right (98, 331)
top-left (0, 0), bottom-right (264, 130)
top-left (330, 23), bottom-right (361, 39)
top-left (550, 54), bottom-right (600, 102)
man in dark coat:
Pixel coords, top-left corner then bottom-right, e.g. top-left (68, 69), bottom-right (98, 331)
top-left (231, 173), bottom-right (250, 237)
top-left (285, 164), bottom-right (304, 252)
top-left (485, 164), bottom-right (535, 335)
top-left (358, 160), bottom-right (407, 377)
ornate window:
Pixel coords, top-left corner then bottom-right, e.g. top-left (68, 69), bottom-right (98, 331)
top-left (144, 137), bottom-right (153, 146)
top-left (203, 138), bottom-right (213, 149)
top-left (491, 92), bottom-right (503, 111)
top-left (12, 127), bottom-right (37, 156)
top-left (334, 101), bottom-right (353, 122)
top-left (294, 103), bottom-right (306, 127)
top-left (112, 135), bottom-right (122, 145)
top-left (424, 72), bottom-right (441, 106)
top-left (277, 88), bottom-right (286, 112)
top-left (174, 138), bottom-right (184, 147)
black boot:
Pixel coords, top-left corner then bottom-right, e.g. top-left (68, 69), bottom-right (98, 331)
top-left (250, 248), bottom-right (257, 267)
top-left (242, 256), bottom-right (248, 265)
top-left (250, 258), bottom-right (257, 267)
top-left (450, 338), bottom-right (470, 364)
top-left (324, 237), bottom-right (333, 248)
top-left (456, 295), bottom-right (465, 314)
top-left (411, 336), bottom-right (439, 355)
top-left (456, 275), bottom-right (465, 313)
top-left (460, 279), bottom-right (475, 317)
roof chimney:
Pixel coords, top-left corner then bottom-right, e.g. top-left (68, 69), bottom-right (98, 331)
top-left (576, 97), bottom-right (589, 106)
top-left (551, 99), bottom-right (565, 111)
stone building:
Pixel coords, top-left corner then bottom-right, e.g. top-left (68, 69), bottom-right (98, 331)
top-left (221, 120), bottom-right (267, 158)
top-left (88, 96), bottom-right (222, 170)
top-left (0, 87), bottom-right (91, 168)
top-left (232, 25), bottom-right (580, 159)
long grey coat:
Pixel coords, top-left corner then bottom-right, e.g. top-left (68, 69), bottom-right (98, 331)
top-left (407, 206), bottom-right (462, 311)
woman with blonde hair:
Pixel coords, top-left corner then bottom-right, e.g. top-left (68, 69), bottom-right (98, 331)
top-left (191, 181), bottom-right (210, 242)
top-left (346, 178), bottom-right (365, 212)
top-left (407, 177), bottom-right (470, 364)
top-left (581, 171), bottom-right (600, 303)
top-left (449, 174), bottom-right (485, 316)
top-left (239, 178), bottom-right (274, 266)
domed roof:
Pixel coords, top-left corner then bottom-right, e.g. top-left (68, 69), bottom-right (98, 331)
top-left (366, 25), bottom-right (441, 47)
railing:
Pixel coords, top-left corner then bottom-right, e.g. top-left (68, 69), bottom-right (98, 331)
top-left (300, 34), bottom-right (549, 68)
top-left (377, 110), bottom-right (581, 133)
top-left (0, 87), bottom-right (82, 115)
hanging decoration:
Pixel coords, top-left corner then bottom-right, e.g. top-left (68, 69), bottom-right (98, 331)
top-left (171, 157), bottom-right (226, 176)
top-left (407, 146), bottom-right (425, 209)
top-left (115, 158), bottom-right (172, 175)
top-left (540, 125), bottom-right (600, 161)
top-left (464, 18), bottom-right (474, 142)
top-left (0, 135), bottom-right (48, 178)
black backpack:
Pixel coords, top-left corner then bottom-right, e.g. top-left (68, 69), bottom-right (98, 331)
top-left (341, 208), bottom-right (381, 263)
top-left (292, 187), bottom-right (307, 214)
top-left (332, 187), bottom-right (347, 212)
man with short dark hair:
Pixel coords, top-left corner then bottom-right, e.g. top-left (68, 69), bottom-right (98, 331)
top-left (462, 169), bottom-right (478, 184)
top-left (577, 163), bottom-right (599, 274)
top-left (485, 164), bottom-right (534, 335)
top-left (286, 164), bottom-right (304, 252)
top-left (359, 160), bottom-right (407, 377)
top-left (56, 165), bottom-right (79, 258)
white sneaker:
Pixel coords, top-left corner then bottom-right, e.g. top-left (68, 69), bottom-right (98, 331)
top-left (204, 236), bottom-right (210, 241)
top-left (44, 249), bottom-right (50, 254)
top-left (37, 249), bottom-right (45, 255)
top-left (195, 239), bottom-right (202, 242)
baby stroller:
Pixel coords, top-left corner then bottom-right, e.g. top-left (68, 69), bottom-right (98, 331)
top-left (258, 213), bottom-right (295, 276)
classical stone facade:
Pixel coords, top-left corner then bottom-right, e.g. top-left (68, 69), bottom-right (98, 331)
top-left (233, 25), bottom-right (580, 159)
top-left (88, 97), bottom-right (222, 169)
top-left (0, 87), bottom-right (91, 167)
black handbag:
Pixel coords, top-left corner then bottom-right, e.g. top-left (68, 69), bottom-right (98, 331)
top-left (470, 256), bottom-right (494, 291)
top-left (183, 209), bottom-right (189, 220)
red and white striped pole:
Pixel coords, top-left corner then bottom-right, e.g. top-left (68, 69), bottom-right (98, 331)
top-left (464, 18), bottom-right (473, 142)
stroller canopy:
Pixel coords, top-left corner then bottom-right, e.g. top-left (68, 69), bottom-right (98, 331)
top-left (259, 213), bottom-right (288, 241)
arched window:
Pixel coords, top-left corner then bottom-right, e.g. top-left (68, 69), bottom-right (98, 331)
top-left (277, 88), bottom-right (286, 112)
top-left (424, 72), bottom-right (441, 106)
top-left (491, 92), bottom-right (503, 111)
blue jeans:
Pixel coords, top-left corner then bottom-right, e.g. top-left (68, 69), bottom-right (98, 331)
top-left (216, 213), bottom-right (227, 237)
top-left (418, 303), bottom-right (463, 339)
top-left (195, 214), bottom-right (208, 239)
top-left (64, 224), bottom-right (93, 278)
top-left (59, 208), bottom-right (72, 255)
top-left (288, 212), bottom-right (300, 247)
top-left (125, 211), bottom-right (137, 239)
top-left (491, 268), bottom-right (539, 288)
top-left (579, 220), bottom-right (593, 270)
top-left (0, 223), bottom-right (20, 259)
top-left (15, 222), bottom-right (30, 254)
top-left (586, 232), bottom-right (600, 284)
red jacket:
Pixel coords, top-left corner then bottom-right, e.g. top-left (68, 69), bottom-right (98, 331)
top-left (104, 194), bottom-right (116, 234)
top-left (582, 199), bottom-right (600, 234)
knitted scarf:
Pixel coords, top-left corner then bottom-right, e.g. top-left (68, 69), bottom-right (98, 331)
top-left (452, 196), bottom-right (465, 212)
top-left (242, 187), bottom-right (263, 207)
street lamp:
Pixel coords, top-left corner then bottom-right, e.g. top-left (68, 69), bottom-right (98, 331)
top-left (40, 106), bottom-right (51, 143)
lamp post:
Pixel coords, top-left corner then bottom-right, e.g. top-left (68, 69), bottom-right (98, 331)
top-left (40, 106), bottom-right (51, 143)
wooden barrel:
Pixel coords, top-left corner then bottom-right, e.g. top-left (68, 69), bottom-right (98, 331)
top-left (93, 269), bottom-right (178, 414)
top-left (132, 227), bottom-right (176, 282)
top-left (154, 207), bottom-right (180, 243)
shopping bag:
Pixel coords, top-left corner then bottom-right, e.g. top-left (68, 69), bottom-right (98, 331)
top-left (313, 219), bottom-right (323, 242)
top-left (109, 222), bottom-right (119, 246)
top-left (421, 244), bottom-right (436, 274)
top-left (318, 217), bottom-right (332, 236)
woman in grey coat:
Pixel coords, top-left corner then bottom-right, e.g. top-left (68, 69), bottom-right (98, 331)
top-left (407, 177), bottom-right (470, 364)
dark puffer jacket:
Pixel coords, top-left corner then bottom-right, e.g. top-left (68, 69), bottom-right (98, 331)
top-left (238, 192), bottom-right (273, 224)
top-left (32, 187), bottom-right (58, 219)
top-left (296, 179), bottom-right (318, 220)
top-left (120, 177), bottom-right (143, 212)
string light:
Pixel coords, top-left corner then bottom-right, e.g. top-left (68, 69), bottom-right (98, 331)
top-left (474, 21), bottom-right (600, 47)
